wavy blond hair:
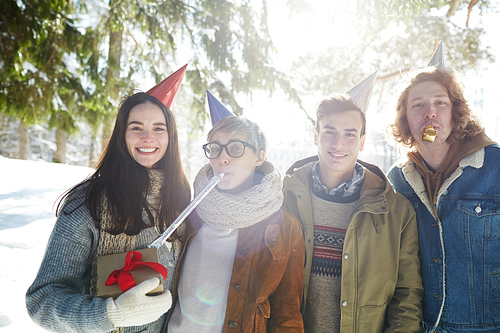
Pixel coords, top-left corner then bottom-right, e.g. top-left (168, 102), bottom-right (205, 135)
top-left (388, 67), bottom-right (482, 149)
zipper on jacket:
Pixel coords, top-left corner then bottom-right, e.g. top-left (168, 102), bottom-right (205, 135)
top-left (432, 204), bottom-right (438, 218)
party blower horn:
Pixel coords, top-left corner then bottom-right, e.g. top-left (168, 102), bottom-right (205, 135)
top-left (149, 173), bottom-right (225, 248)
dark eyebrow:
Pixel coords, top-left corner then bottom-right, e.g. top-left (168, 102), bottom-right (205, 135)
top-left (127, 121), bottom-right (167, 126)
top-left (323, 125), bottom-right (358, 133)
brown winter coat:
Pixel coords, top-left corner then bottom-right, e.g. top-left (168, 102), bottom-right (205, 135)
top-left (166, 207), bottom-right (305, 332)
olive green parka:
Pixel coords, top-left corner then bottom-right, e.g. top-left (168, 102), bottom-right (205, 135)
top-left (283, 157), bottom-right (423, 333)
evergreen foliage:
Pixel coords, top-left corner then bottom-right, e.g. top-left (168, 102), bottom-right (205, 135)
top-left (0, 0), bottom-right (497, 163)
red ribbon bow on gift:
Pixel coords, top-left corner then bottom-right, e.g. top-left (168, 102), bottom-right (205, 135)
top-left (105, 250), bottom-right (168, 293)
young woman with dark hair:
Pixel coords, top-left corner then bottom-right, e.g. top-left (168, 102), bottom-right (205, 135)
top-left (26, 92), bottom-right (191, 333)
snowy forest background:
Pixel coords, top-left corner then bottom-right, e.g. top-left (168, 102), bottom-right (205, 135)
top-left (2, 1), bottom-right (500, 332)
top-left (2, 0), bottom-right (500, 181)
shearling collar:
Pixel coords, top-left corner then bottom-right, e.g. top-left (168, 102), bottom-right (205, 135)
top-left (398, 148), bottom-right (485, 216)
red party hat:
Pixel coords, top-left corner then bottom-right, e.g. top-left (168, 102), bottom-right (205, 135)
top-left (147, 64), bottom-right (187, 109)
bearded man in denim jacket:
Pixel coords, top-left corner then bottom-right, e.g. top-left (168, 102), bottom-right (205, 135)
top-left (387, 66), bottom-right (500, 332)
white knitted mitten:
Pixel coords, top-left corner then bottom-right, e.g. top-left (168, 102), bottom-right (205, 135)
top-left (106, 277), bottom-right (172, 328)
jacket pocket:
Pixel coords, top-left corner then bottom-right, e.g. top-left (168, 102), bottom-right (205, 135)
top-left (253, 300), bottom-right (270, 333)
top-left (492, 272), bottom-right (500, 301)
top-left (358, 303), bottom-right (386, 332)
top-left (457, 198), bottom-right (500, 241)
top-left (264, 224), bottom-right (285, 260)
top-left (489, 272), bottom-right (500, 323)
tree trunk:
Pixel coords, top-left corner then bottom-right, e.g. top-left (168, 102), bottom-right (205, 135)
top-left (18, 121), bottom-right (30, 160)
top-left (101, 24), bottom-right (123, 148)
top-left (0, 114), bottom-right (6, 156)
top-left (107, 30), bottom-right (122, 93)
top-left (89, 133), bottom-right (97, 167)
top-left (53, 128), bottom-right (67, 163)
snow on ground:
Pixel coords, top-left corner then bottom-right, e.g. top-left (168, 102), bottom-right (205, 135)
top-left (0, 156), bottom-right (94, 332)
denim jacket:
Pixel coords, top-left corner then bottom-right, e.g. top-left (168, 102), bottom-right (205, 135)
top-left (387, 145), bottom-right (500, 332)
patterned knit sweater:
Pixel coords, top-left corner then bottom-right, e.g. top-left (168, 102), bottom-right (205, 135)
top-left (26, 182), bottom-right (181, 333)
top-left (303, 190), bottom-right (359, 333)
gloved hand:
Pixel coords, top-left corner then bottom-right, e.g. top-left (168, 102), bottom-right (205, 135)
top-left (106, 277), bottom-right (172, 328)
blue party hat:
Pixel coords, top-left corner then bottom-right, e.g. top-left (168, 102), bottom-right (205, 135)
top-left (207, 90), bottom-right (235, 126)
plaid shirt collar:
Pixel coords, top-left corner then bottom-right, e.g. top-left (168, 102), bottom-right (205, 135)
top-left (312, 161), bottom-right (365, 199)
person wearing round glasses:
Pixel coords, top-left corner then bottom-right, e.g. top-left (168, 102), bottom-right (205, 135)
top-left (167, 116), bottom-right (305, 332)
top-left (202, 139), bottom-right (261, 193)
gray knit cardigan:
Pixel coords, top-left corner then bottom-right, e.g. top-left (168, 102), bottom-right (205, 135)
top-left (25, 185), bottom-right (178, 333)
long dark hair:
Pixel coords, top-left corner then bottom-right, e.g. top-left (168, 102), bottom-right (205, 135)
top-left (58, 92), bottom-right (191, 236)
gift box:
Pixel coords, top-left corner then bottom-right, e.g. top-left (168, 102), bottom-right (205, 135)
top-left (96, 247), bottom-right (167, 299)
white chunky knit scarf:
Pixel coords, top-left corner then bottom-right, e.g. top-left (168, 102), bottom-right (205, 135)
top-left (193, 161), bottom-right (284, 230)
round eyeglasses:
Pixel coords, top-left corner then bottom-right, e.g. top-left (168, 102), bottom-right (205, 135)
top-left (202, 140), bottom-right (256, 159)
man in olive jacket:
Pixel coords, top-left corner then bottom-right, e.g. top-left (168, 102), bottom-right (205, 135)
top-left (283, 91), bottom-right (423, 333)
